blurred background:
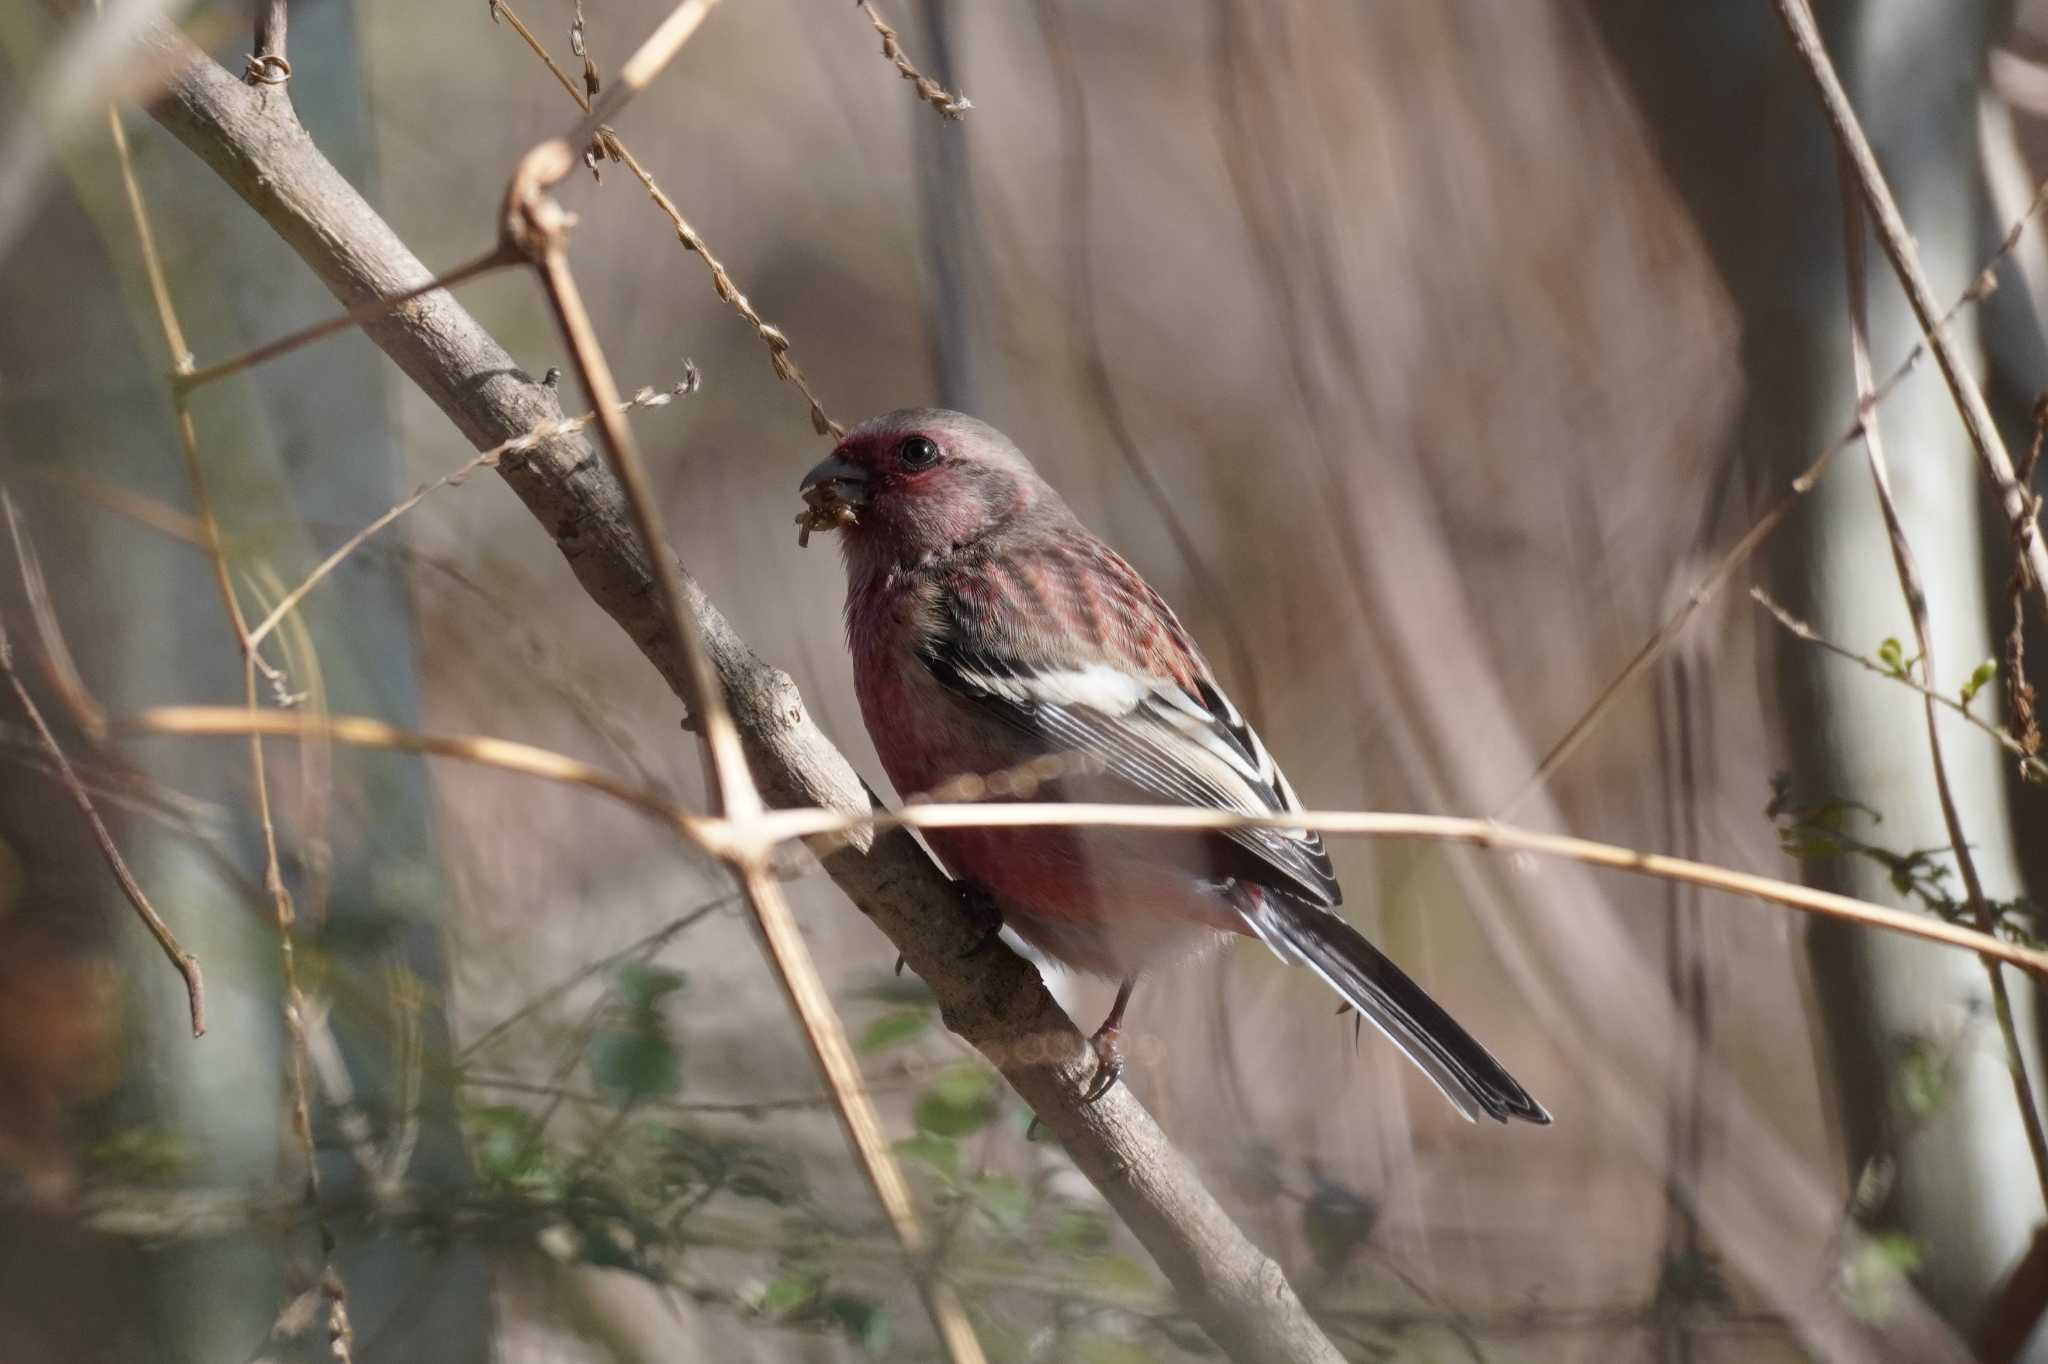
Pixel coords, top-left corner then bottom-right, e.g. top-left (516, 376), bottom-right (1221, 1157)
top-left (4, 0), bottom-right (2048, 1360)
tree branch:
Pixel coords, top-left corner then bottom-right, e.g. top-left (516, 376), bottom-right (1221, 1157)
top-left (136, 23), bottom-right (1343, 1364)
top-left (0, 571), bottom-right (204, 1035)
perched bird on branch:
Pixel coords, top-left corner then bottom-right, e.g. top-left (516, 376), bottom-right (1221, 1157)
top-left (799, 408), bottom-right (1549, 1124)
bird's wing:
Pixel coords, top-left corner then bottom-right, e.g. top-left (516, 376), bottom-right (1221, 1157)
top-left (921, 546), bottom-right (1339, 908)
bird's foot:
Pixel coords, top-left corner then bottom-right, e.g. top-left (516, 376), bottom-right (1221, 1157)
top-left (956, 879), bottom-right (1005, 958)
top-left (1025, 1032), bottom-right (1121, 1143)
top-left (1082, 1016), bottom-right (1127, 1106)
top-left (1081, 978), bottom-right (1137, 1106)
top-left (1026, 984), bottom-right (1134, 1138)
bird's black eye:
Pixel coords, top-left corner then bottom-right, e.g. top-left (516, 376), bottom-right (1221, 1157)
top-left (896, 435), bottom-right (940, 470)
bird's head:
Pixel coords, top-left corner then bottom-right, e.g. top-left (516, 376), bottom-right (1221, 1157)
top-left (798, 408), bottom-right (1050, 567)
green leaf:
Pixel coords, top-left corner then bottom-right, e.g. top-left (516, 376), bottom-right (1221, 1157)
top-left (931, 1064), bottom-right (997, 1107)
top-left (615, 963), bottom-right (686, 1011)
top-left (823, 1295), bottom-right (891, 1354)
top-left (858, 1010), bottom-right (931, 1054)
top-left (578, 1217), bottom-right (647, 1273)
top-left (755, 1267), bottom-right (825, 1317)
top-left (588, 1027), bottom-right (681, 1103)
top-left (970, 1172), bottom-right (1032, 1228)
top-left (1073, 1331), bottom-right (1159, 1364)
top-left (895, 1134), bottom-right (960, 1179)
top-left (1301, 1176), bottom-right (1380, 1275)
top-left (1048, 1207), bottom-right (1112, 1258)
top-left (1892, 1034), bottom-right (1951, 1120)
top-left (1656, 1248), bottom-right (1732, 1311)
top-left (1155, 1318), bottom-right (1222, 1355)
top-left (914, 1065), bottom-right (999, 1136)
top-left (912, 1096), bottom-right (993, 1137)
top-left (1840, 1231), bottom-right (1921, 1324)
top-left (468, 1105), bottom-right (542, 1182)
top-left (1960, 659), bottom-right (1998, 708)
top-left (1877, 636), bottom-right (1909, 678)
top-left (1094, 1254), bottom-right (1156, 1296)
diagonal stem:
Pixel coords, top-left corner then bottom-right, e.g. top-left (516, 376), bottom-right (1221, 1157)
top-left (1775, 0), bottom-right (2048, 626)
top-left (504, 128), bottom-right (988, 1363)
top-left (0, 566), bottom-right (203, 1035)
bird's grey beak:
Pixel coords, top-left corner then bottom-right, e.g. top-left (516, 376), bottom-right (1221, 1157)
top-left (794, 454), bottom-right (870, 547)
top-left (799, 454), bottom-right (870, 508)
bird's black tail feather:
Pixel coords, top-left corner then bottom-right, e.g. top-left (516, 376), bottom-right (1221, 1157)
top-left (1254, 895), bottom-right (1551, 1125)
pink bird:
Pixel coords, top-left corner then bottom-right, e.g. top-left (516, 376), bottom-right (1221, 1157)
top-left (801, 409), bottom-right (1549, 1124)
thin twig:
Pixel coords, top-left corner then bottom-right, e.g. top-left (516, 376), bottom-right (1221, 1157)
top-left (757, 806), bottom-right (2048, 978)
top-left (246, 1), bottom-right (290, 87)
top-left (258, 564), bottom-right (333, 925)
top-left (245, 371), bottom-right (698, 651)
top-left (487, 0), bottom-right (841, 435)
top-left (504, 173), bottom-right (749, 803)
top-left (571, 2), bottom-right (599, 99)
top-left (0, 719), bottom-right (227, 835)
top-left (462, 1072), bottom-right (913, 1115)
top-left (31, 466), bottom-right (204, 544)
top-left (302, 1005), bottom-right (395, 1197)
top-left (458, 894), bottom-right (739, 1062)
top-left (124, 704), bottom-right (2048, 981)
top-left (104, 104), bottom-right (189, 366)
top-left (1031, 0), bottom-right (1264, 722)
top-left (583, 0), bottom-right (720, 134)
top-left (2009, 403), bottom-right (2045, 766)
top-left (133, 706), bottom-right (701, 832)
top-left (381, 969), bottom-right (428, 1190)
top-left (1751, 588), bottom-right (2048, 783)
top-left (0, 604), bottom-right (203, 1035)
top-left (1841, 183), bottom-right (2048, 1199)
top-left (490, 0), bottom-right (589, 111)
top-left (1774, 0), bottom-right (2048, 625)
top-left (516, 940), bottom-right (642, 1167)
top-left (173, 245), bottom-right (515, 394)
top-left (1501, 202), bottom-right (2030, 815)
top-left (608, 137), bottom-right (843, 437)
top-left (3, 491), bottom-right (108, 741)
top-left (856, 1), bottom-right (972, 118)
top-left (501, 148), bottom-right (987, 1364)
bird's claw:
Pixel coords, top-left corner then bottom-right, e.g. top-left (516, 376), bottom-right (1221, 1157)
top-left (1081, 1022), bottom-right (1126, 1106)
top-left (1024, 1019), bottom-right (1125, 1139)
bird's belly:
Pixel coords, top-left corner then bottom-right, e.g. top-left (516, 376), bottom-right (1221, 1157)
top-left (852, 626), bottom-right (1241, 977)
top-left (1003, 897), bottom-right (1228, 980)
top-left (922, 823), bottom-right (1237, 978)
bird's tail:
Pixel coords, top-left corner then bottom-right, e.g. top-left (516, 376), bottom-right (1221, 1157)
top-left (1249, 894), bottom-right (1551, 1125)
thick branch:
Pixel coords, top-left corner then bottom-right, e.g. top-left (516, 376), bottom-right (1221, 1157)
top-left (138, 26), bottom-right (1339, 1364)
